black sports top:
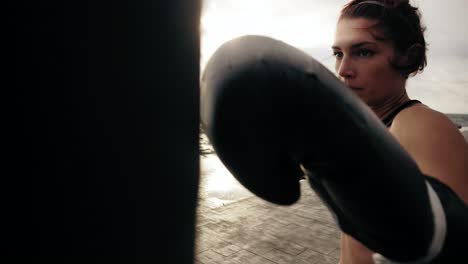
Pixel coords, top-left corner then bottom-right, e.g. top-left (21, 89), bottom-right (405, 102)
top-left (383, 100), bottom-right (421, 127)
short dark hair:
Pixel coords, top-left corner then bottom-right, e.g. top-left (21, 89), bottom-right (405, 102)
top-left (340, 0), bottom-right (427, 78)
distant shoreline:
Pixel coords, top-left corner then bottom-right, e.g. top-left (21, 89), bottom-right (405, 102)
top-left (200, 113), bottom-right (468, 155)
top-left (446, 113), bottom-right (468, 128)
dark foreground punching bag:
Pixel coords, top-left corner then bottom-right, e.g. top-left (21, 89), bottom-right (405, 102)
top-left (6, 1), bottom-right (200, 263)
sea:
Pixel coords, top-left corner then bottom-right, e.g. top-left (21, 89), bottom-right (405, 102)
top-left (446, 114), bottom-right (468, 128)
top-left (200, 113), bottom-right (468, 155)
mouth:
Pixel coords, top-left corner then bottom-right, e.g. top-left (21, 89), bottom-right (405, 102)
top-left (348, 86), bottom-right (364, 91)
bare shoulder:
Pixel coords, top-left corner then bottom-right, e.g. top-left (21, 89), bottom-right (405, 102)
top-left (390, 104), bottom-right (468, 203)
top-left (390, 104), bottom-right (463, 145)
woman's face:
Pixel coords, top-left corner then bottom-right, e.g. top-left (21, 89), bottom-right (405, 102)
top-left (332, 17), bottom-right (406, 106)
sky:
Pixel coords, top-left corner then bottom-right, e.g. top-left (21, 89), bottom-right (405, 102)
top-left (201, 0), bottom-right (468, 114)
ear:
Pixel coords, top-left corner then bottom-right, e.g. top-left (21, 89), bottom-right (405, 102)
top-left (401, 43), bottom-right (425, 67)
top-left (396, 43), bottom-right (425, 77)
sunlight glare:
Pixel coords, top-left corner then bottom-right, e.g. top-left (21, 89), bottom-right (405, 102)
top-left (201, 0), bottom-right (338, 70)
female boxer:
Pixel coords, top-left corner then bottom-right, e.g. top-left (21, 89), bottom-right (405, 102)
top-left (201, 2), bottom-right (467, 263)
top-left (332, 1), bottom-right (468, 263)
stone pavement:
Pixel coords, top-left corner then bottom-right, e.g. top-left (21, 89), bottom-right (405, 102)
top-left (195, 154), bottom-right (341, 264)
top-left (194, 119), bottom-right (467, 264)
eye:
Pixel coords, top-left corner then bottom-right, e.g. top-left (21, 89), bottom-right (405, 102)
top-left (333, 51), bottom-right (343, 59)
top-left (356, 49), bottom-right (374, 57)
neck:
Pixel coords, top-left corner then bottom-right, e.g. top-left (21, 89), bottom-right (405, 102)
top-left (370, 91), bottom-right (410, 121)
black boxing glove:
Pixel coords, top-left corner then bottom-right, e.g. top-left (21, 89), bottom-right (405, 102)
top-left (200, 35), bottom-right (445, 262)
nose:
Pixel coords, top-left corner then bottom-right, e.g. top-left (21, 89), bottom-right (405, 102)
top-left (336, 56), bottom-right (355, 80)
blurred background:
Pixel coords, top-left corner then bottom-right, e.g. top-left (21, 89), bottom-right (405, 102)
top-left (201, 0), bottom-right (468, 114)
top-left (198, 0), bottom-right (468, 213)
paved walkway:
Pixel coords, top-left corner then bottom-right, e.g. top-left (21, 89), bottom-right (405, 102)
top-left (194, 120), bottom-right (467, 264)
top-left (195, 154), bottom-right (341, 264)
